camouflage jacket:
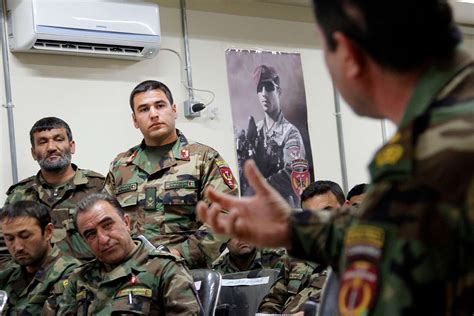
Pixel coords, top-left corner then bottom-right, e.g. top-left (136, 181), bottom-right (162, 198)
top-left (289, 51), bottom-right (474, 315)
top-left (57, 239), bottom-right (201, 316)
top-left (104, 130), bottom-right (238, 268)
top-left (258, 259), bottom-right (319, 313)
top-left (254, 111), bottom-right (307, 207)
top-left (281, 269), bottom-right (327, 313)
top-left (0, 245), bottom-right (80, 316)
top-left (211, 247), bottom-right (290, 275)
top-left (2, 165), bottom-right (105, 262)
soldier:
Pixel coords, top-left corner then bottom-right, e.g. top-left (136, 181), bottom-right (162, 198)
top-left (212, 238), bottom-right (290, 275)
top-left (241, 65), bottom-right (308, 207)
top-left (58, 193), bottom-right (201, 315)
top-left (259, 180), bottom-right (345, 314)
top-left (104, 80), bottom-right (238, 269)
top-left (0, 201), bottom-right (80, 315)
top-left (2, 117), bottom-right (105, 264)
top-left (344, 183), bottom-right (367, 207)
top-left (197, 0), bottom-right (474, 314)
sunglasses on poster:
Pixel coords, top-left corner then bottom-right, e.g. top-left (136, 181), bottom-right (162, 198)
top-left (257, 81), bottom-right (278, 93)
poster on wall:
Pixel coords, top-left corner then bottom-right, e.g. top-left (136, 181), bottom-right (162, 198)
top-left (226, 49), bottom-right (314, 207)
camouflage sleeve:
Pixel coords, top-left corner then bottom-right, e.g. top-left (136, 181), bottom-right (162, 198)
top-left (57, 271), bottom-right (79, 316)
top-left (289, 207), bottom-right (355, 270)
top-left (282, 126), bottom-right (306, 167)
top-left (258, 259), bottom-right (315, 313)
top-left (42, 262), bottom-right (80, 316)
top-left (174, 150), bottom-right (239, 268)
top-left (158, 260), bottom-right (201, 315)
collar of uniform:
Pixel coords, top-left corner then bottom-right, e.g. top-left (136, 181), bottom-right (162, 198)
top-left (171, 129), bottom-right (190, 160)
top-left (228, 248), bottom-right (261, 272)
top-left (32, 245), bottom-right (61, 284)
top-left (96, 240), bottom-right (147, 284)
top-left (399, 49), bottom-right (472, 128)
top-left (132, 130), bottom-right (186, 175)
top-left (265, 111), bottom-right (285, 136)
top-left (35, 164), bottom-right (82, 188)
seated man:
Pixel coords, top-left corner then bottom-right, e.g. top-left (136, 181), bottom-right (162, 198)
top-left (0, 201), bottom-right (80, 315)
top-left (58, 193), bottom-right (201, 315)
top-left (259, 180), bottom-right (345, 314)
top-left (212, 238), bottom-right (290, 275)
top-left (345, 183), bottom-right (367, 207)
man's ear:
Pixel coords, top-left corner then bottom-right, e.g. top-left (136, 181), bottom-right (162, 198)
top-left (70, 140), bottom-right (76, 155)
top-left (333, 31), bottom-right (365, 79)
top-left (172, 103), bottom-right (177, 119)
top-left (132, 112), bottom-right (138, 129)
top-left (123, 214), bottom-right (131, 231)
top-left (44, 223), bottom-right (54, 242)
top-left (31, 147), bottom-right (37, 161)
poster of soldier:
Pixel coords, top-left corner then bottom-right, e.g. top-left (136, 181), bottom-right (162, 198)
top-left (226, 49), bottom-right (314, 207)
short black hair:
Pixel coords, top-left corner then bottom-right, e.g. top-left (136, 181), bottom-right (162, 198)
top-left (75, 193), bottom-right (125, 234)
top-left (312, 0), bottom-right (461, 71)
top-left (0, 201), bottom-right (51, 234)
top-left (30, 117), bottom-right (73, 147)
top-left (301, 180), bottom-right (345, 206)
top-left (347, 183), bottom-right (367, 201)
top-left (129, 80), bottom-right (174, 112)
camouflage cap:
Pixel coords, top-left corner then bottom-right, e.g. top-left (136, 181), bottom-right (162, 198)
top-left (254, 65), bottom-right (280, 87)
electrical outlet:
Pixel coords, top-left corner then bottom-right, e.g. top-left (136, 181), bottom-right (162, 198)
top-left (184, 100), bottom-right (203, 119)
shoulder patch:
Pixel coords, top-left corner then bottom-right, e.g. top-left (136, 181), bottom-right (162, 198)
top-left (216, 160), bottom-right (236, 190)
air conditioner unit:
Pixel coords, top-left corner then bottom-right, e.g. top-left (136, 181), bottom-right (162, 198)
top-left (6, 0), bottom-right (161, 60)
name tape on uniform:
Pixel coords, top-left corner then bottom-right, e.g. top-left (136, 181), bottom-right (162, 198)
top-left (221, 276), bottom-right (270, 287)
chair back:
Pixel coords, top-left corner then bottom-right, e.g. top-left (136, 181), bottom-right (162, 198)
top-left (217, 268), bottom-right (281, 316)
top-left (190, 269), bottom-right (222, 316)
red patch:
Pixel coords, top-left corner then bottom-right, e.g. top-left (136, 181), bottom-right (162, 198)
top-left (338, 261), bottom-right (377, 316)
top-left (290, 159), bottom-right (310, 197)
top-left (126, 151), bottom-right (138, 164)
top-left (216, 161), bottom-right (235, 190)
top-left (130, 275), bottom-right (138, 285)
top-left (181, 148), bottom-right (190, 161)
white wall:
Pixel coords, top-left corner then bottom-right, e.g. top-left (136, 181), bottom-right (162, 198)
top-left (4, 5), bottom-right (470, 204)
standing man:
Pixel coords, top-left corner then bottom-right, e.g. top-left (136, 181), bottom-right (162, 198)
top-left (2, 117), bottom-right (105, 264)
top-left (241, 65), bottom-right (308, 207)
top-left (0, 201), bottom-right (80, 315)
top-left (58, 193), bottom-right (201, 315)
top-left (197, 0), bottom-right (474, 314)
top-left (104, 80), bottom-right (238, 269)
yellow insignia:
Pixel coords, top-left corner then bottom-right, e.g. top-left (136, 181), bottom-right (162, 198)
top-left (76, 290), bottom-right (86, 301)
top-left (63, 280), bottom-right (69, 288)
top-left (215, 160), bottom-right (228, 167)
top-left (117, 287), bottom-right (152, 298)
top-left (375, 144), bottom-right (403, 167)
top-left (346, 225), bottom-right (385, 248)
top-left (389, 132), bottom-right (401, 144)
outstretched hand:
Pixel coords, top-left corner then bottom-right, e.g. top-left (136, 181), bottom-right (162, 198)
top-left (197, 160), bottom-right (292, 248)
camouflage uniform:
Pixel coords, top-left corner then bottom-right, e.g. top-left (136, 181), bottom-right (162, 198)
top-left (258, 259), bottom-right (320, 313)
top-left (0, 245), bottom-right (80, 315)
top-left (289, 51), bottom-right (474, 315)
top-left (57, 238), bottom-right (201, 316)
top-left (254, 111), bottom-right (307, 207)
top-left (104, 130), bottom-right (238, 268)
top-left (281, 270), bottom-right (327, 313)
top-left (1, 165), bottom-right (105, 263)
top-left (211, 247), bottom-right (290, 275)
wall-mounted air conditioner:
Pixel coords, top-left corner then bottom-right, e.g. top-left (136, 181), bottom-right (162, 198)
top-left (6, 0), bottom-right (161, 60)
